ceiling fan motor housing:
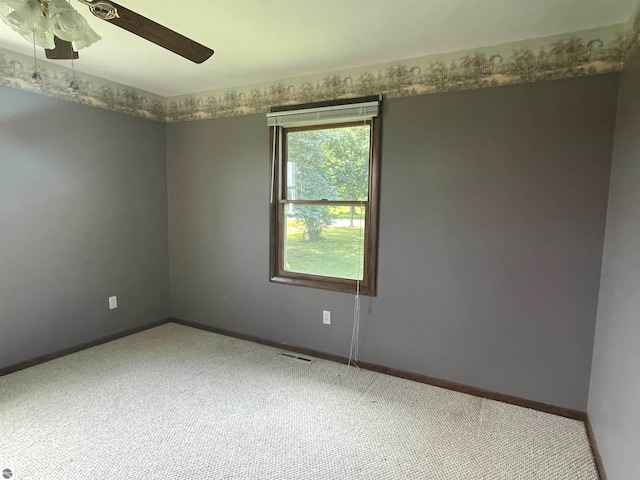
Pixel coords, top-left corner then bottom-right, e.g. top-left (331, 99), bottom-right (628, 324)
top-left (88, 1), bottom-right (119, 20)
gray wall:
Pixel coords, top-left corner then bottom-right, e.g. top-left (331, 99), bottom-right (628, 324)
top-left (167, 74), bottom-right (618, 411)
top-left (588, 47), bottom-right (640, 478)
top-left (0, 86), bottom-right (169, 370)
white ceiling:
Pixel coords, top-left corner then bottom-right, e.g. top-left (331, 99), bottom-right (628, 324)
top-left (0, 0), bottom-right (638, 96)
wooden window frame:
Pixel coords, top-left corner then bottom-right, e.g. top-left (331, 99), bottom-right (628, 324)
top-left (269, 116), bottom-right (381, 296)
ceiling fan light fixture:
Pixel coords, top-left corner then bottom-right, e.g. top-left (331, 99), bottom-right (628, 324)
top-left (51, 10), bottom-right (87, 41)
top-left (0, 0), bottom-right (53, 47)
top-left (0, 0), bottom-right (44, 35)
top-left (70, 22), bottom-right (98, 49)
top-left (1, 0), bottom-right (38, 21)
top-left (0, 0), bottom-right (100, 54)
top-left (48, 0), bottom-right (99, 48)
top-left (2, 9), bottom-right (32, 34)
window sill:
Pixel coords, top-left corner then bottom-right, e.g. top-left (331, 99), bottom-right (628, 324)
top-left (270, 274), bottom-right (375, 296)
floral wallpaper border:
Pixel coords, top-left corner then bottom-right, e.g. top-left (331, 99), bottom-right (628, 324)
top-left (2, 4), bottom-right (640, 123)
top-left (166, 24), bottom-right (630, 123)
top-left (0, 48), bottom-right (166, 120)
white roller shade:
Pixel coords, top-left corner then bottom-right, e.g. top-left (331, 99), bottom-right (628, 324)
top-left (267, 98), bottom-right (380, 127)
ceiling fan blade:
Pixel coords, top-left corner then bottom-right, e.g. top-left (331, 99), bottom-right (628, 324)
top-left (87, 1), bottom-right (214, 64)
top-left (45, 36), bottom-right (79, 60)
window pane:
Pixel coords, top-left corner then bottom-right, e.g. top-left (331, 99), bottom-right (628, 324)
top-left (287, 125), bottom-right (370, 201)
top-left (284, 205), bottom-right (366, 280)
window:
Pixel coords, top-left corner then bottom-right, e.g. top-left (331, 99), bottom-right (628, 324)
top-left (268, 97), bottom-right (381, 295)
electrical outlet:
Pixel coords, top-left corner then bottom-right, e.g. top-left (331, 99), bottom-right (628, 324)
top-left (323, 310), bottom-right (331, 325)
top-left (108, 296), bottom-right (118, 310)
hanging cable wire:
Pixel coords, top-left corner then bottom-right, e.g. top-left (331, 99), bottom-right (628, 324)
top-left (348, 198), bottom-right (365, 367)
top-left (348, 119), bottom-right (371, 367)
top-left (30, 30), bottom-right (42, 84)
top-left (68, 55), bottom-right (80, 93)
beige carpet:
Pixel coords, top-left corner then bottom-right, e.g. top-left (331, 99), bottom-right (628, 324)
top-left (0, 322), bottom-right (597, 479)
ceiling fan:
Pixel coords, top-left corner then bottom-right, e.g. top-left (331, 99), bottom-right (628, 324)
top-left (0, 0), bottom-right (214, 63)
